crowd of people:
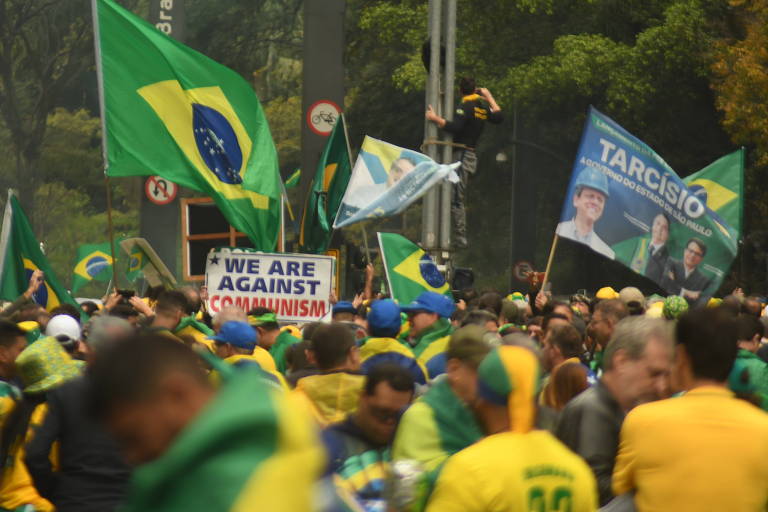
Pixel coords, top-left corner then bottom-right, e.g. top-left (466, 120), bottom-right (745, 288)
top-left (0, 267), bottom-right (767, 511)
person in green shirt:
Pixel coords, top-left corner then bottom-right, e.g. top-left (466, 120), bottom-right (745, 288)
top-left (248, 307), bottom-right (301, 374)
top-left (728, 314), bottom-right (768, 410)
top-left (399, 292), bottom-right (455, 358)
top-left (392, 325), bottom-right (491, 508)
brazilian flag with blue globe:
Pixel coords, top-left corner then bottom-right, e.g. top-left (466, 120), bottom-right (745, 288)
top-left (378, 232), bottom-right (453, 305)
top-left (96, 0), bottom-right (281, 249)
top-left (72, 242), bottom-right (114, 293)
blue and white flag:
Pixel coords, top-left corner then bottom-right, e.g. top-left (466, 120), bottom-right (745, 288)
top-left (333, 137), bottom-right (459, 228)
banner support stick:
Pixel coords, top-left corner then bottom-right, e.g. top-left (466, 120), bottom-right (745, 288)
top-left (359, 222), bottom-right (372, 264)
top-left (104, 176), bottom-right (119, 289)
top-left (542, 233), bottom-right (559, 293)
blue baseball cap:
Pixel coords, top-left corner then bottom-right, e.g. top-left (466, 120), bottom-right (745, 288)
top-left (208, 321), bottom-right (258, 350)
top-left (367, 299), bottom-right (402, 337)
top-left (400, 292), bottom-right (455, 318)
top-left (332, 301), bottom-right (357, 315)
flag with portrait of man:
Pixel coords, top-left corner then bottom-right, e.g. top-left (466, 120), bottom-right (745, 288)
top-left (333, 137), bottom-right (460, 228)
top-left (560, 107), bottom-right (741, 307)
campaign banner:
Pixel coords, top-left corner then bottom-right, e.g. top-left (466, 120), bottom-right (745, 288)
top-left (558, 107), bottom-right (740, 306)
top-left (205, 249), bottom-right (334, 322)
top-left (333, 136), bottom-right (459, 228)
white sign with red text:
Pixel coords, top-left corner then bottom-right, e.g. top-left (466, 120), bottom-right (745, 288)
top-left (205, 249), bottom-right (334, 323)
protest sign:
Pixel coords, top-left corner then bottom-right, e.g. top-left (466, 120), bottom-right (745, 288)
top-left (557, 107), bottom-right (740, 306)
top-left (205, 249), bottom-right (334, 322)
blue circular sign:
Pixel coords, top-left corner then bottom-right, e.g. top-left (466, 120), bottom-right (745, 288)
top-left (419, 254), bottom-right (445, 288)
top-left (192, 104), bottom-right (243, 184)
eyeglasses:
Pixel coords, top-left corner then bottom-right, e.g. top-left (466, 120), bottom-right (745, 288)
top-left (685, 247), bottom-right (704, 258)
top-left (369, 405), bottom-right (406, 424)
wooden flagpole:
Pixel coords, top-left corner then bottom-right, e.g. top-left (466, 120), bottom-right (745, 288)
top-left (541, 233), bottom-right (559, 293)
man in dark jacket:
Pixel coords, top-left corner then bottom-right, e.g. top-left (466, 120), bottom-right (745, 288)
top-left (556, 316), bottom-right (673, 507)
top-left (426, 77), bottom-right (502, 248)
top-left (25, 316), bottom-right (134, 512)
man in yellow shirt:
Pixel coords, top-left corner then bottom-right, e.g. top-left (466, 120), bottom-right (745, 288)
top-left (426, 346), bottom-right (597, 512)
top-left (613, 308), bottom-right (768, 511)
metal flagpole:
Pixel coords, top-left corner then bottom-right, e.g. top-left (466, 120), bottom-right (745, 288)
top-left (91, 0), bottom-right (119, 289)
top-left (339, 114), bottom-right (371, 263)
top-left (439, 0), bottom-right (456, 253)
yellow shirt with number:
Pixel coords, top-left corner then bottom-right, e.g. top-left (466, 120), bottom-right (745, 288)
top-left (426, 430), bottom-right (597, 512)
top-left (613, 386), bottom-right (768, 512)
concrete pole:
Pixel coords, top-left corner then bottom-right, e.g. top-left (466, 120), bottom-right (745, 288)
top-left (421, 0), bottom-right (442, 251)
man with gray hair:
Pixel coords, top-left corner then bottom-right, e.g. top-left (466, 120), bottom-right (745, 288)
top-left (211, 305), bottom-right (248, 332)
top-left (555, 316), bottom-right (673, 507)
top-left (25, 315), bottom-right (135, 511)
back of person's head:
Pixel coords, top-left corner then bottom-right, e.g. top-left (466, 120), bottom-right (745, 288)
top-left (13, 303), bottom-right (44, 323)
top-left (500, 300), bottom-right (520, 324)
top-left (547, 323), bottom-right (582, 359)
top-left (477, 292), bottom-right (503, 317)
top-left (309, 323), bottom-right (356, 371)
top-left (178, 286), bottom-right (202, 315)
top-left (80, 301), bottom-right (100, 317)
top-left (0, 320), bottom-right (25, 347)
top-left (301, 322), bottom-right (322, 341)
top-left (49, 304), bottom-right (80, 322)
top-left (447, 325), bottom-right (492, 368)
top-left (247, 307), bottom-right (280, 331)
top-left (145, 285), bottom-right (166, 302)
top-left (542, 313), bottom-right (570, 333)
top-left (676, 308), bottom-right (738, 382)
top-left (721, 295), bottom-right (742, 316)
top-left (459, 287), bottom-right (478, 308)
top-left (736, 314), bottom-right (764, 342)
top-left (285, 340), bottom-right (311, 373)
top-left (460, 309), bottom-right (498, 329)
top-left (363, 363), bottom-right (415, 396)
top-left (110, 304), bottom-right (139, 321)
top-left (551, 361), bottom-right (589, 410)
top-left (85, 316), bottom-right (134, 354)
top-left (594, 298), bottom-right (629, 324)
top-left (87, 333), bottom-right (210, 421)
top-left (459, 76), bottom-right (476, 95)
top-left (212, 306), bottom-right (247, 330)
top-left (603, 316), bottom-right (670, 372)
top-left (155, 290), bottom-right (189, 317)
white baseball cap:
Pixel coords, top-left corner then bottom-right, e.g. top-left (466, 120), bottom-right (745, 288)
top-left (45, 314), bottom-right (81, 341)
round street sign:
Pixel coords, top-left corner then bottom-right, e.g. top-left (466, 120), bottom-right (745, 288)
top-left (513, 260), bottom-right (534, 282)
top-left (145, 176), bottom-right (178, 205)
top-left (306, 100), bottom-right (341, 136)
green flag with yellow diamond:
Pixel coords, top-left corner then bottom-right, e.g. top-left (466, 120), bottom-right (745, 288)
top-left (377, 232), bottom-right (452, 305)
top-left (682, 148), bottom-right (744, 240)
top-left (96, 0), bottom-right (281, 250)
top-left (72, 242), bottom-right (114, 293)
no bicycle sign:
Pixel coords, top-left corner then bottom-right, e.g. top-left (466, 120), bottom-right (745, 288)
top-left (205, 249), bottom-right (335, 323)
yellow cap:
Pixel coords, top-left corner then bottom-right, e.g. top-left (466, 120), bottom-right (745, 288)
top-left (645, 301), bottom-right (664, 318)
top-left (707, 297), bottom-right (723, 308)
top-left (16, 321), bottom-right (40, 333)
top-left (596, 287), bottom-right (619, 300)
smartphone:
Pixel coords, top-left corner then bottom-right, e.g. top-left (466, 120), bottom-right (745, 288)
top-left (117, 289), bottom-right (135, 300)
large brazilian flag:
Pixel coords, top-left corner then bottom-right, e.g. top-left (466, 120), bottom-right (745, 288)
top-left (96, 0), bottom-right (281, 249)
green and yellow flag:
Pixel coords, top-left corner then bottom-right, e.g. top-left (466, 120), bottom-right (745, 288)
top-left (284, 168), bottom-right (301, 189)
top-left (120, 367), bottom-right (327, 511)
top-left (0, 193), bottom-right (78, 310)
top-left (377, 232), bottom-right (452, 305)
top-left (96, 0), bottom-right (281, 249)
top-left (72, 242), bottom-right (114, 293)
top-left (682, 148), bottom-right (744, 239)
top-left (299, 117), bottom-right (352, 253)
